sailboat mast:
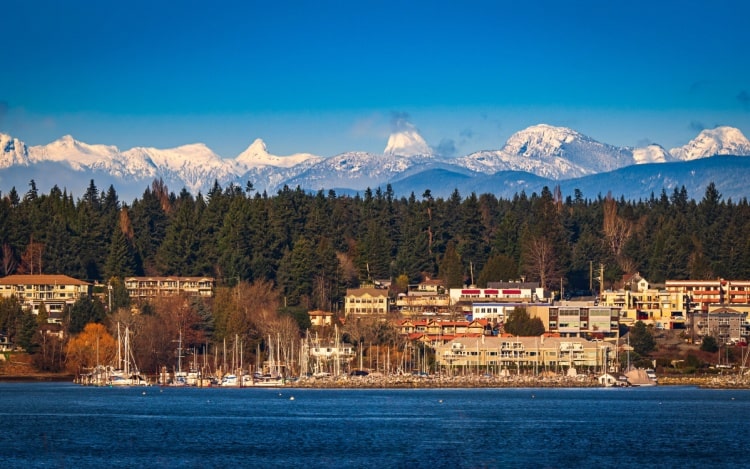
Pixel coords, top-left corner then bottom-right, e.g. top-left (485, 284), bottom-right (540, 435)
top-left (117, 322), bottom-right (122, 370)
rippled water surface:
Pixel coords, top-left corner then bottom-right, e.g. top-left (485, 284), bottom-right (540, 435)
top-left (1, 382), bottom-right (749, 468)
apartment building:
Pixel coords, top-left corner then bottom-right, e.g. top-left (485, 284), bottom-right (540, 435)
top-left (344, 287), bottom-right (389, 318)
top-left (435, 335), bottom-right (613, 372)
top-left (0, 274), bottom-right (91, 322)
top-left (690, 307), bottom-right (749, 344)
top-left (124, 276), bottom-right (215, 300)
top-left (530, 305), bottom-right (621, 339)
top-left (665, 279), bottom-right (750, 312)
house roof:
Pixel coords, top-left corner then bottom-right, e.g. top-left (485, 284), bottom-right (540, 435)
top-left (0, 274), bottom-right (90, 286)
top-left (487, 281), bottom-right (540, 289)
top-left (308, 310), bottom-right (333, 317)
top-left (346, 287), bottom-right (389, 297)
top-left (420, 279), bottom-right (444, 286)
top-left (708, 306), bottom-right (742, 314)
top-left (124, 276), bottom-right (214, 282)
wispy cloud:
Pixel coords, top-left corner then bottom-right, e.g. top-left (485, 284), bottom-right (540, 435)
top-left (689, 121), bottom-right (705, 133)
top-left (434, 138), bottom-right (457, 158)
top-left (637, 138), bottom-right (653, 147)
top-left (390, 111), bottom-right (413, 132)
top-left (738, 90), bottom-right (750, 111)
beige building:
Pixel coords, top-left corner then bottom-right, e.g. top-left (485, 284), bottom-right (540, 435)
top-left (308, 310), bottom-right (334, 327)
top-left (0, 274), bottom-right (91, 322)
top-left (344, 287), bottom-right (389, 318)
top-left (124, 277), bottom-right (214, 300)
top-left (598, 278), bottom-right (750, 330)
top-left (435, 335), bottom-right (613, 373)
top-left (599, 288), bottom-right (682, 326)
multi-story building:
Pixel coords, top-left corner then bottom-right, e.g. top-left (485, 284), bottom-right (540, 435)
top-left (0, 274), bottom-right (91, 322)
top-left (690, 307), bottom-right (749, 344)
top-left (395, 281), bottom-right (451, 317)
top-left (665, 279), bottom-right (750, 312)
top-left (344, 287), bottom-right (389, 318)
top-left (435, 335), bottom-right (614, 373)
top-left (394, 318), bottom-right (490, 345)
top-left (599, 287), bottom-right (682, 326)
top-left (450, 283), bottom-right (545, 305)
top-left (396, 293), bottom-right (452, 317)
top-left (470, 302), bottom-right (512, 322)
top-left (308, 310), bottom-right (334, 327)
top-left (124, 277), bottom-right (214, 300)
top-left (530, 305), bottom-right (621, 339)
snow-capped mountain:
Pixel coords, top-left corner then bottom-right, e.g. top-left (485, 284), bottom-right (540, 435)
top-left (28, 135), bottom-right (122, 171)
top-left (632, 144), bottom-right (670, 164)
top-left (121, 144), bottom-right (235, 194)
top-left (235, 138), bottom-right (323, 170)
top-left (384, 126), bottom-right (433, 157)
top-left (455, 124), bottom-right (634, 179)
top-left (455, 148), bottom-right (586, 179)
top-left (283, 151), bottom-right (437, 191)
top-left (0, 133), bottom-right (29, 168)
top-left (2, 124), bottom-right (750, 202)
top-left (502, 124), bottom-right (634, 173)
top-left (669, 126), bottom-right (750, 161)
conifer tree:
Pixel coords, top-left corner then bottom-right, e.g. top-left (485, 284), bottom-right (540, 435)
top-left (438, 241), bottom-right (464, 288)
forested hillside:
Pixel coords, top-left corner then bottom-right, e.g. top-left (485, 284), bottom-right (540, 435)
top-left (3, 178), bottom-right (750, 374)
top-left (2, 178), bottom-right (749, 304)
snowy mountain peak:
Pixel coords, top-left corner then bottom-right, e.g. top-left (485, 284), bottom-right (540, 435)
top-left (669, 126), bottom-right (750, 161)
top-left (633, 144), bottom-right (669, 164)
top-left (384, 127), bottom-right (432, 157)
top-left (0, 133), bottom-right (30, 168)
top-left (235, 138), bottom-right (322, 169)
top-left (247, 138), bottom-right (268, 154)
top-left (235, 138), bottom-right (270, 166)
top-left (29, 135), bottom-right (122, 168)
top-left (500, 124), bottom-right (634, 175)
top-left (503, 124), bottom-right (584, 158)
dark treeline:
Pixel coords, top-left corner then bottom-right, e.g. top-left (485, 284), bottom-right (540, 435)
top-left (2, 178), bottom-right (750, 309)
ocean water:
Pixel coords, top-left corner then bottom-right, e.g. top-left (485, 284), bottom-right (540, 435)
top-left (1, 382), bottom-right (748, 468)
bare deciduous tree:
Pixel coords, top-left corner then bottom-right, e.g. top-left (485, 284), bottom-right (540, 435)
top-left (522, 235), bottom-right (559, 291)
top-left (2, 243), bottom-right (18, 275)
top-left (603, 195), bottom-right (632, 258)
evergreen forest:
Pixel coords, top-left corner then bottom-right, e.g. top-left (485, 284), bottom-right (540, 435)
top-left (2, 178), bottom-right (749, 374)
top-left (2, 179), bottom-right (750, 301)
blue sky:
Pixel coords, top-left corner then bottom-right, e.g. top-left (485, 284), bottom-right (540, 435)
top-left (2, 0), bottom-right (749, 158)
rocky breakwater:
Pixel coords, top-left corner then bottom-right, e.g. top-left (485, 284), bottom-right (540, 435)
top-left (289, 373), bottom-right (602, 389)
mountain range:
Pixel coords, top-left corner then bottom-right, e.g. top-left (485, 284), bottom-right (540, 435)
top-left (2, 124), bottom-right (750, 202)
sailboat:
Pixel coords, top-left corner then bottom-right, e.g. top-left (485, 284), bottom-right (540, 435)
top-left (109, 324), bottom-right (150, 386)
top-left (252, 334), bottom-right (286, 386)
top-left (221, 335), bottom-right (243, 387)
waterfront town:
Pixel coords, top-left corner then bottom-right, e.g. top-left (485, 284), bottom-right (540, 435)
top-left (1, 272), bottom-right (749, 389)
